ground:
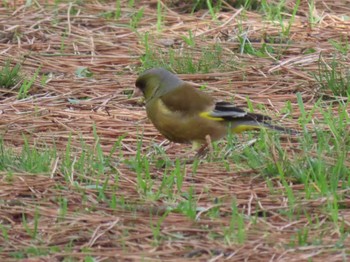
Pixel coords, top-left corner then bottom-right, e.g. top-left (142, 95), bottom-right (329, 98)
top-left (0, 0), bottom-right (349, 261)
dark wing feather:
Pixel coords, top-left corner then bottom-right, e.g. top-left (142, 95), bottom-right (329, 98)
top-left (160, 83), bottom-right (214, 113)
top-left (210, 101), bottom-right (272, 122)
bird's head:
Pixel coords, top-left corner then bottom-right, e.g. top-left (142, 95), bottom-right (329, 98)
top-left (135, 68), bottom-right (183, 102)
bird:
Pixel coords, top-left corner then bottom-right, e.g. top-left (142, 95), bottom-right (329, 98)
top-left (135, 68), bottom-right (297, 154)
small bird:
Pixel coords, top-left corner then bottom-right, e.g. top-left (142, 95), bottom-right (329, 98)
top-left (135, 68), bottom-right (296, 154)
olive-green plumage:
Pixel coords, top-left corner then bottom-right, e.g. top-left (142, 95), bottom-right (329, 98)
top-left (135, 68), bottom-right (294, 149)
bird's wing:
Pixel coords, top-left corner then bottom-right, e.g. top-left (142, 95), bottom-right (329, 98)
top-left (159, 83), bottom-right (214, 113)
top-left (160, 85), bottom-right (271, 123)
top-left (206, 101), bottom-right (272, 122)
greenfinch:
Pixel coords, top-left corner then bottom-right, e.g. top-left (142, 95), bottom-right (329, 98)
top-left (135, 68), bottom-right (296, 151)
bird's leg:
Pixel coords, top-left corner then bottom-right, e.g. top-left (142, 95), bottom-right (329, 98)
top-left (205, 134), bottom-right (213, 154)
top-left (180, 136), bottom-right (214, 164)
top-left (195, 144), bottom-right (208, 158)
top-left (194, 135), bottom-right (213, 158)
top-left (178, 141), bottom-right (206, 164)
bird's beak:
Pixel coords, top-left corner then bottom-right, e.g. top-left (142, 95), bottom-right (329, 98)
top-left (133, 86), bottom-right (145, 104)
top-left (133, 86), bottom-right (143, 97)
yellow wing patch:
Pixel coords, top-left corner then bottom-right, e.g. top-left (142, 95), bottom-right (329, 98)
top-left (199, 112), bottom-right (224, 121)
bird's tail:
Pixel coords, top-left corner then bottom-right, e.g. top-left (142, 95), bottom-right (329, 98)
top-left (261, 122), bottom-right (300, 135)
top-left (230, 120), bottom-right (299, 135)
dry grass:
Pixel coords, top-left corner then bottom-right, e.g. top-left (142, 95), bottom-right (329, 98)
top-left (0, 1), bottom-right (349, 261)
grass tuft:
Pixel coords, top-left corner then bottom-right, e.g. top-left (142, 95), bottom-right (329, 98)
top-left (0, 60), bottom-right (22, 89)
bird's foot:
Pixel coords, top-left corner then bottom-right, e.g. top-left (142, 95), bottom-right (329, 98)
top-left (193, 135), bottom-right (213, 159)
